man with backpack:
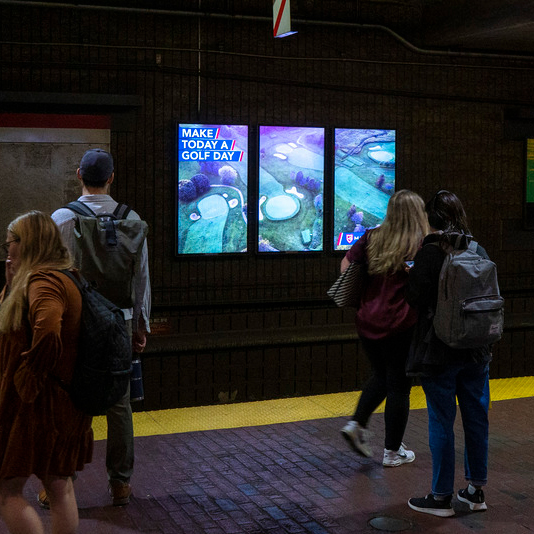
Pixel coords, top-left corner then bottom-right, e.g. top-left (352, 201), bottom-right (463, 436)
top-left (406, 190), bottom-right (501, 517)
top-left (44, 148), bottom-right (151, 507)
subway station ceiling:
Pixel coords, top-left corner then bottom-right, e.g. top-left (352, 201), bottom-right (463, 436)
top-left (3, 0), bottom-right (534, 56)
top-left (418, 0), bottom-right (534, 55)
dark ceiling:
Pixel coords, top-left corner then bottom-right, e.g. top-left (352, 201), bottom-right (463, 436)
top-left (418, 0), bottom-right (534, 55)
top-left (3, 0), bottom-right (534, 57)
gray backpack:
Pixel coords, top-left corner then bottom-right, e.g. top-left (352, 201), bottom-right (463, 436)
top-left (64, 201), bottom-right (148, 309)
top-left (432, 237), bottom-right (504, 349)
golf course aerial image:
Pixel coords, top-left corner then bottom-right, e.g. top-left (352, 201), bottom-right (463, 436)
top-left (333, 128), bottom-right (395, 250)
top-left (177, 124), bottom-right (248, 254)
top-left (258, 125), bottom-right (325, 253)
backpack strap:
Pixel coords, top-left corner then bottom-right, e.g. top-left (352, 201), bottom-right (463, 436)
top-left (64, 202), bottom-right (130, 247)
top-left (113, 203), bottom-right (132, 219)
top-left (451, 233), bottom-right (474, 250)
top-left (468, 240), bottom-right (478, 252)
top-left (59, 269), bottom-right (87, 292)
top-left (63, 201), bottom-right (97, 218)
top-left (428, 233), bottom-right (475, 252)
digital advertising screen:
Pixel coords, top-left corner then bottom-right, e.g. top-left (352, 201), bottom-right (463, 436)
top-left (176, 124), bottom-right (248, 254)
top-left (257, 125), bottom-right (325, 252)
top-left (333, 128), bottom-right (396, 250)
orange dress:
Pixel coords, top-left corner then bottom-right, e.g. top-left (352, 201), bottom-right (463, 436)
top-left (0, 270), bottom-right (93, 479)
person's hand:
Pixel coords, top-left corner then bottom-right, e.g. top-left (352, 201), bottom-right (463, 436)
top-left (340, 256), bottom-right (351, 274)
top-left (404, 261), bottom-right (414, 273)
top-left (132, 330), bottom-right (147, 353)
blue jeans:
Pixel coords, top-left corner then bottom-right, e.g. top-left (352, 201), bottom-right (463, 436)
top-left (421, 362), bottom-right (489, 497)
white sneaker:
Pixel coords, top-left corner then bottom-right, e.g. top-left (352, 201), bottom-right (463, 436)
top-left (340, 421), bottom-right (372, 457)
top-left (383, 443), bottom-right (415, 467)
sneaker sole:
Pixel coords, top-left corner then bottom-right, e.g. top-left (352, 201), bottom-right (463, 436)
top-left (383, 456), bottom-right (415, 467)
top-left (457, 493), bottom-right (487, 511)
top-left (340, 431), bottom-right (372, 458)
top-left (408, 500), bottom-right (455, 517)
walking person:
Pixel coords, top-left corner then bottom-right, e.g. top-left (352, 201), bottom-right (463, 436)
top-left (407, 190), bottom-right (493, 517)
top-left (37, 148), bottom-right (151, 508)
top-left (0, 211), bottom-right (93, 534)
top-left (340, 189), bottom-right (429, 466)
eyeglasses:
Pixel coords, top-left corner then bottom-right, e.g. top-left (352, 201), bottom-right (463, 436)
top-left (0, 238), bottom-right (20, 256)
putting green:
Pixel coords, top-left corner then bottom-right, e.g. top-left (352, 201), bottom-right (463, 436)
top-left (260, 168), bottom-right (301, 221)
top-left (264, 195), bottom-right (300, 221)
top-left (198, 194), bottom-right (229, 219)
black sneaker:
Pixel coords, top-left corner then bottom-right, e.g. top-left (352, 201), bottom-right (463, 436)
top-left (408, 494), bottom-right (455, 517)
top-left (457, 486), bottom-right (487, 511)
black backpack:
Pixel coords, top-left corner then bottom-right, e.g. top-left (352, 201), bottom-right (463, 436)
top-left (61, 270), bottom-right (132, 416)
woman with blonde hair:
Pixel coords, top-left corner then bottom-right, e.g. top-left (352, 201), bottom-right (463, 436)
top-left (340, 190), bottom-right (429, 466)
top-left (0, 211), bottom-right (93, 534)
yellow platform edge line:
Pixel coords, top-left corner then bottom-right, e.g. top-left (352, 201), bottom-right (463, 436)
top-left (91, 376), bottom-right (534, 441)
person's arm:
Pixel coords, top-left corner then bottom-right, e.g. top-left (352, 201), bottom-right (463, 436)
top-left (475, 242), bottom-right (490, 260)
top-left (132, 239), bottom-right (151, 353)
top-left (340, 231), bottom-right (369, 274)
top-left (13, 274), bottom-right (67, 403)
top-left (407, 244), bottom-right (442, 310)
top-left (340, 255), bottom-right (351, 274)
top-left (51, 209), bottom-right (77, 257)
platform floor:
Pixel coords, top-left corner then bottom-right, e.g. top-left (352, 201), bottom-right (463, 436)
top-left (6, 377), bottom-right (534, 533)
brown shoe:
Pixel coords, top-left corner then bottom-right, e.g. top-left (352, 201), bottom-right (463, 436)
top-left (37, 489), bottom-right (50, 510)
top-left (109, 480), bottom-right (132, 506)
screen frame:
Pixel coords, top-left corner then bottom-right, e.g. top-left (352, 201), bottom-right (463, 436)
top-left (525, 138), bottom-right (534, 230)
top-left (175, 122), bottom-right (250, 257)
top-left (332, 127), bottom-right (396, 253)
top-left (256, 124), bottom-right (326, 255)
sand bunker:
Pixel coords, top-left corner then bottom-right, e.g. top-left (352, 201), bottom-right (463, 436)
top-left (368, 150), bottom-right (395, 165)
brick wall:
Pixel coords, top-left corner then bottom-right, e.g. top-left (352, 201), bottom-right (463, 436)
top-left (1, 1), bottom-right (533, 407)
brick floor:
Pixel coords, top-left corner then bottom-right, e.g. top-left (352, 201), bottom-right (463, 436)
top-left (6, 396), bottom-right (534, 533)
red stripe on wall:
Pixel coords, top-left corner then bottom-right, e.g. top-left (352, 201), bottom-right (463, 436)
top-left (0, 113), bottom-right (111, 129)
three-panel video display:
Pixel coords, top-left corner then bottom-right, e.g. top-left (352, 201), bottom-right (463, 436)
top-left (176, 124), bottom-right (396, 255)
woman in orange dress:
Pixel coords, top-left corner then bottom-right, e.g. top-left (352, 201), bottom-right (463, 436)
top-left (0, 211), bottom-right (93, 534)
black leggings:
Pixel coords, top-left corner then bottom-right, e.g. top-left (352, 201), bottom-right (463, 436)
top-left (353, 328), bottom-right (413, 451)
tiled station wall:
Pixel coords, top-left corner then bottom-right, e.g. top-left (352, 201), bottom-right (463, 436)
top-left (2, 1), bottom-right (534, 408)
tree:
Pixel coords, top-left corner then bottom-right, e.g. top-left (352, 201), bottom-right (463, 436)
top-left (178, 180), bottom-right (197, 202)
top-left (191, 173), bottom-right (211, 195)
top-left (314, 194), bottom-right (323, 214)
top-left (219, 165), bottom-right (238, 185)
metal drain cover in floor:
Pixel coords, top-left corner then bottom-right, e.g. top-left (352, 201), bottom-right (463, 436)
top-left (368, 516), bottom-right (413, 531)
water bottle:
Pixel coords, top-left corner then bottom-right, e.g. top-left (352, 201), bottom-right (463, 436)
top-left (130, 358), bottom-right (144, 402)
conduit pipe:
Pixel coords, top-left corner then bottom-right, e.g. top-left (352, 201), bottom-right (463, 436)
top-left (1, 0), bottom-right (534, 62)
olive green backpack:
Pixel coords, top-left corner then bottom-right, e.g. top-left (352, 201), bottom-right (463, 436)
top-left (64, 201), bottom-right (148, 309)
